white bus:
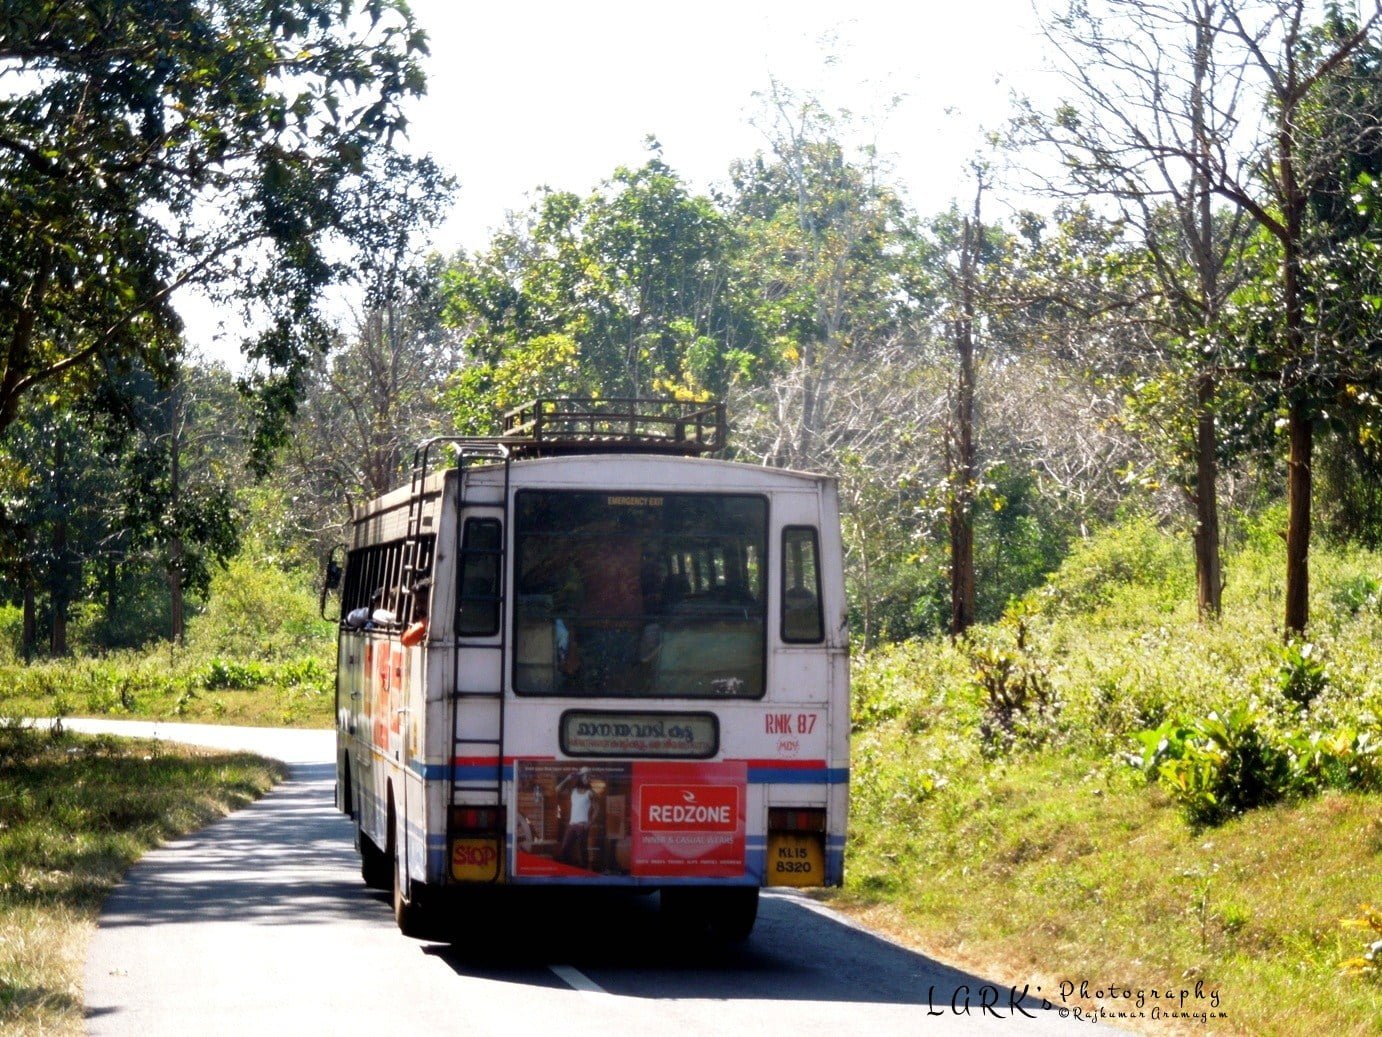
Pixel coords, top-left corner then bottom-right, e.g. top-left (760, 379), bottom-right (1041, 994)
top-left (331, 399), bottom-right (848, 941)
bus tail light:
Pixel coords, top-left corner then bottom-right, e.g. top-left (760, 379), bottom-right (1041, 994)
top-left (450, 805), bottom-right (504, 833)
top-left (768, 807), bottom-right (826, 833)
top-left (767, 807), bottom-right (826, 887)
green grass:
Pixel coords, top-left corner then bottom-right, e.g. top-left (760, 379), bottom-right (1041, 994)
top-left (836, 520), bottom-right (1382, 1036)
top-left (0, 650), bottom-right (335, 728)
top-left (0, 722), bottom-right (284, 1035)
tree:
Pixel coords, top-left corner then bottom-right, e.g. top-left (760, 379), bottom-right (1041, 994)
top-left (1209, 0), bottom-right (1382, 634)
top-left (284, 260), bottom-right (461, 542)
top-left (0, 0), bottom-right (447, 450)
top-left (732, 81), bottom-right (911, 469)
top-left (0, 363), bottom-right (243, 653)
top-left (942, 182), bottom-right (985, 636)
top-left (1028, 0), bottom-right (1264, 618)
top-left (1033, 0), bottom-right (1382, 633)
top-left (122, 365), bottom-right (242, 644)
top-left (443, 150), bottom-right (756, 428)
top-left (1298, 9), bottom-right (1382, 547)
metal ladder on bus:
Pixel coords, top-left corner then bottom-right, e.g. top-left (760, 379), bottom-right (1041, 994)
top-left (409, 440), bottom-right (512, 878)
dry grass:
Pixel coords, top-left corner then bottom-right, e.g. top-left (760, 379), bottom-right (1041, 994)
top-left (0, 725), bottom-right (283, 1034)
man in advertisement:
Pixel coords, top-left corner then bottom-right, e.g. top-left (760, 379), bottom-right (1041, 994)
top-left (556, 767), bottom-right (599, 868)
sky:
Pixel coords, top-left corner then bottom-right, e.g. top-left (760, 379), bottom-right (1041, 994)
top-left (189, 0), bottom-right (1059, 364)
top-left (404, 0), bottom-right (1056, 253)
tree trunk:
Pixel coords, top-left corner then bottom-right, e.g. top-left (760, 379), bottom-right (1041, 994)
top-left (949, 211), bottom-right (979, 638)
top-left (166, 385), bottom-right (186, 644)
top-left (1189, 8), bottom-right (1223, 619)
top-left (1280, 100), bottom-right (1309, 637)
top-left (50, 600), bottom-right (67, 656)
top-left (1194, 372), bottom-right (1223, 617)
top-left (169, 536), bottom-right (185, 645)
top-left (1284, 400), bottom-right (1312, 636)
top-left (21, 552), bottom-right (35, 663)
top-left (50, 438), bottom-right (69, 657)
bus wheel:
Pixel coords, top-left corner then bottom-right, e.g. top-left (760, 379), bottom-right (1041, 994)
top-left (359, 822), bottom-right (391, 890)
top-left (662, 886), bottom-right (759, 944)
top-left (392, 859), bottom-right (438, 940)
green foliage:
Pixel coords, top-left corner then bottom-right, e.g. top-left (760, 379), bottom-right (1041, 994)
top-left (442, 149), bottom-right (760, 428)
top-left (1134, 706), bottom-right (1380, 828)
top-left (198, 656), bottom-right (330, 697)
top-left (1287, 725), bottom-right (1382, 794)
top-left (851, 735), bottom-right (948, 828)
top-left (1032, 513), bottom-right (1191, 614)
top-left (68, 579), bottom-right (174, 654)
top-left (1275, 640), bottom-right (1330, 708)
top-left (0, 605), bottom-right (22, 663)
top-left (0, 364), bottom-right (251, 656)
top-left (187, 554), bottom-right (332, 660)
top-left (842, 460), bottom-right (1076, 646)
top-left (0, 1), bottom-right (446, 453)
top-left (974, 463), bottom-right (1078, 618)
top-left (1317, 414), bottom-right (1382, 549)
top-left (200, 659), bottom-right (268, 691)
top-left (1133, 706), bottom-right (1292, 827)
top-left (850, 638), bottom-right (966, 734)
top-left (1333, 573), bottom-right (1382, 614)
top-left (965, 618), bottom-right (1060, 755)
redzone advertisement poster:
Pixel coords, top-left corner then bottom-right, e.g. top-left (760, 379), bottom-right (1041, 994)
top-left (512, 759), bottom-right (746, 880)
top-left (631, 761), bottom-right (746, 877)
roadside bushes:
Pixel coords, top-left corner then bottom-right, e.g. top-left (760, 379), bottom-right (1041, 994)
top-left (1030, 513), bottom-right (1191, 615)
top-left (187, 554), bottom-right (332, 660)
top-left (1133, 704), bottom-right (1381, 828)
top-left (847, 513), bottom-right (1382, 833)
top-left (199, 657), bottom-right (330, 694)
top-left (963, 614), bottom-right (1060, 756)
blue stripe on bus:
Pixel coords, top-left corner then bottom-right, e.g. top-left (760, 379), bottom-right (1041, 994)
top-left (746, 766), bottom-right (849, 785)
top-left (408, 760), bottom-right (514, 782)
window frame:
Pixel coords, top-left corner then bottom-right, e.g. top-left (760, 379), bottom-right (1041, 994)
top-left (780, 525), bottom-right (825, 644)
top-left (456, 517), bottom-right (503, 638)
top-left (510, 488), bottom-right (770, 699)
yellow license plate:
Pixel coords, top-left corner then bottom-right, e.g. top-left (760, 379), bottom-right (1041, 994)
top-left (767, 832), bottom-right (824, 887)
top-left (450, 838), bottom-right (501, 882)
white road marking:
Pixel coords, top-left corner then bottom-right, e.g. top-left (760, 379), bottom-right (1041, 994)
top-left (550, 965), bottom-right (608, 994)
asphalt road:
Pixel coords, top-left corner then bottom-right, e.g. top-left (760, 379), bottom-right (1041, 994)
top-left (62, 719), bottom-right (1113, 1036)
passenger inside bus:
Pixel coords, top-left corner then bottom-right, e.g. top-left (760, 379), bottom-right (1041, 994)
top-left (567, 516), bottom-right (645, 692)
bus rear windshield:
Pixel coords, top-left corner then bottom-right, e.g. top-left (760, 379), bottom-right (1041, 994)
top-left (514, 491), bottom-right (766, 698)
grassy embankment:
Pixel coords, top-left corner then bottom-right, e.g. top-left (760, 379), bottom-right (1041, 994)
top-left (836, 512), bottom-right (1382, 1036)
top-left (0, 724), bottom-right (283, 1036)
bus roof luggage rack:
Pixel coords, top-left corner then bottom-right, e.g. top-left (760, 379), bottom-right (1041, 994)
top-left (501, 398), bottom-right (727, 457)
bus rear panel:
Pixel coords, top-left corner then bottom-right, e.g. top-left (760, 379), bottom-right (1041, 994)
top-left (334, 409), bottom-right (847, 940)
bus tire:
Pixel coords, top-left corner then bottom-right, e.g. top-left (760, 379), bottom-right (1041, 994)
top-left (662, 886), bottom-right (759, 944)
top-left (340, 761), bottom-right (354, 817)
top-left (359, 823), bottom-right (391, 890)
top-left (705, 887), bottom-right (759, 943)
top-left (392, 859), bottom-right (438, 940)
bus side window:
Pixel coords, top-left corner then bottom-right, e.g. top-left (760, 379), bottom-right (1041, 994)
top-left (457, 518), bottom-right (502, 636)
top-left (781, 526), bottom-right (824, 643)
